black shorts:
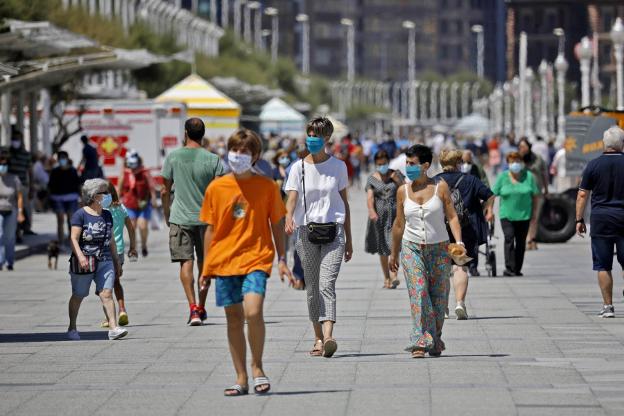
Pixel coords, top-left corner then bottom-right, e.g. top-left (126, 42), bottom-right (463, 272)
top-left (591, 236), bottom-right (624, 271)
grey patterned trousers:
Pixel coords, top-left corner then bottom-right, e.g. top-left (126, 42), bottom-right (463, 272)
top-left (295, 224), bottom-right (345, 323)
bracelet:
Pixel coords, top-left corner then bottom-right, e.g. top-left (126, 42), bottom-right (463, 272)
top-left (278, 256), bottom-right (287, 264)
top-left (575, 218), bottom-right (585, 224)
top-left (456, 241), bottom-right (465, 246)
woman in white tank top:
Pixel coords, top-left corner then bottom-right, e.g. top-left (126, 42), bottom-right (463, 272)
top-left (389, 145), bottom-right (464, 358)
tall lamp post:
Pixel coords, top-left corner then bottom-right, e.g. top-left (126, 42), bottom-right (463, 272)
top-left (234, 0), bottom-right (244, 39)
top-left (578, 36), bottom-right (593, 108)
top-left (243, 0), bottom-right (252, 44)
top-left (296, 14), bottom-right (309, 75)
top-left (471, 24), bottom-right (484, 78)
top-left (403, 20), bottom-right (416, 123)
top-left (611, 17), bottom-right (624, 111)
top-left (265, 7), bottom-right (279, 63)
top-left (248, 1), bottom-right (261, 50)
top-left (554, 28), bottom-right (568, 144)
top-left (538, 60), bottom-right (549, 138)
top-left (341, 18), bottom-right (355, 83)
top-left (525, 67), bottom-right (535, 139)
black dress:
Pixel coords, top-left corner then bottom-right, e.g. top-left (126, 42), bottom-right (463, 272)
top-left (365, 171), bottom-right (403, 256)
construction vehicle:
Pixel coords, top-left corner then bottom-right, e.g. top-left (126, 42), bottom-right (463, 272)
top-left (536, 107), bottom-right (624, 243)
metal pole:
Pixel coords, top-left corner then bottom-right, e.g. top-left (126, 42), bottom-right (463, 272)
top-left (579, 37), bottom-right (592, 108)
top-left (243, 3), bottom-right (251, 44)
top-left (612, 18), bottom-right (624, 110)
top-left (538, 60), bottom-right (549, 138)
top-left (450, 82), bottom-right (458, 120)
top-left (518, 32), bottom-right (527, 136)
top-left (420, 82), bottom-right (428, 122)
top-left (233, 0), bottom-right (242, 38)
top-left (29, 92), bottom-right (38, 153)
top-left (302, 19), bottom-right (309, 75)
top-left (592, 33), bottom-right (602, 106)
top-left (440, 82), bottom-right (448, 122)
top-left (347, 24), bottom-right (355, 82)
top-left (254, 6), bottom-right (262, 50)
top-left (0, 92), bottom-right (10, 147)
top-left (555, 54), bottom-right (568, 144)
top-left (271, 13), bottom-right (278, 62)
top-left (503, 82), bottom-right (512, 134)
top-left (222, 0), bottom-right (229, 27)
top-left (40, 88), bottom-right (51, 155)
top-left (430, 82), bottom-right (439, 122)
top-left (525, 67), bottom-right (534, 140)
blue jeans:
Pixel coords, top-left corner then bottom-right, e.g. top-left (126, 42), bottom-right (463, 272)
top-left (0, 210), bottom-right (17, 267)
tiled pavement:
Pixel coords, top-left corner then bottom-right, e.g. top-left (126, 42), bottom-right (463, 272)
top-left (2, 188), bottom-right (624, 415)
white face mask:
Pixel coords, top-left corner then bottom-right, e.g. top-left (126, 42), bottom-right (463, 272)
top-left (228, 151), bottom-right (253, 174)
top-left (460, 163), bottom-right (472, 174)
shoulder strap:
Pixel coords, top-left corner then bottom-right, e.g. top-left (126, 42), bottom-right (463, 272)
top-left (434, 181), bottom-right (440, 196)
top-left (301, 159), bottom-right (308, 225)
top-left (404, 183), bottom-right (409, 198)
top-left (453, 174), bottom-right (465, 191)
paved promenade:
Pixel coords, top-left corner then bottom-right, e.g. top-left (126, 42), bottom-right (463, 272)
top-left (2, 188), bottom-right (624, 415)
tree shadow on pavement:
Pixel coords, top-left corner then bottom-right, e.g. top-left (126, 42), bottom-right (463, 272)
top-left (0, 331), bottom-right (108, 343)
top-left (269, 389), bottom-right (351, 396)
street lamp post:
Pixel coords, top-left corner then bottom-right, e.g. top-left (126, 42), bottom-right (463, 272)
top-left (538, 60), bottom-right (549, 138)
top-left (611, 17), bottom-right (624, 110)
top-left (265, 7), bottom-right (279, 63)
top-left (430, 82), bottom-right (439, 122)
top-left (450, 82), bottom-right (459, 120)
top-left (234, 0), bottom-right (244, 39)
top-left (403, 20), bottom-right (416, 124)
top-left (503, 81), bottom-right (512, 134)
top-left (243, 1), bottom-right (252, 44)
top-left (461, 82), bottom-right (470, 117)
top-left (471, 24), bottom-right (484, 78)
top-left (420, 82), bottom-right (429, 122)
top-left (555, 53), bottom-right (568, 144)
top-left (341, 18), bottom-right (355, 83)
top-left (578, 36), bottom-right (593, 108)
top-left (248, 2), bottom-right (261, 50)
top-left (440, 82), bottom-right (448, 122)
top-left (518, 31), bottom-right (527, 136)
top-left (525, 67), bottom-right (535, 139)
top-left (296, 14), bottom-right (309, 75)
top-left (222, 0), bottom-right (229, 28)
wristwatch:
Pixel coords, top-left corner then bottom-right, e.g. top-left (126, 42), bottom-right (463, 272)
top-left (575, 218), bottom-right (585, 224)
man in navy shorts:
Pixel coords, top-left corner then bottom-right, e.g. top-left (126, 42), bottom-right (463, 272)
top-left (576, 126), bottom-right (624, 318)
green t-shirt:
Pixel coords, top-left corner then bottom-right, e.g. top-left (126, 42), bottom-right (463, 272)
top-left (161, 147), bottom-right (224, 226)
top-left (492, 170), bottom-right (540, 221)
top-left (106, 204), bottom-right (128, 254)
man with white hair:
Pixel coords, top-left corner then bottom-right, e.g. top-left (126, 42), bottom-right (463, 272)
top-left (576, 125), bottom-right (624, 318)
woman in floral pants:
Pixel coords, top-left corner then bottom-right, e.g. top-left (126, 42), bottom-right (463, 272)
top-left (389, 145), bottom-right (463, 358)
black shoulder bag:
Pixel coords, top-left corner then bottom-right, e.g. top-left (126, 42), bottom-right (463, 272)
top-left (302, 159), bottom-right (337, 245)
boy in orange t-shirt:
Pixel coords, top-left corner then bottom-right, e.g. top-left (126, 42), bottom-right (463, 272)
top-left (199, 129), bottom-right (294, 397)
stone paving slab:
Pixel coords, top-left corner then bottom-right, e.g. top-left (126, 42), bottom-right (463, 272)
top-left (2, 189), bottom-right (624, 415)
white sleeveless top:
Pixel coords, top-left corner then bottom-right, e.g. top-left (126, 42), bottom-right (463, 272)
top-left (403, 181), bottom-right (449, 244)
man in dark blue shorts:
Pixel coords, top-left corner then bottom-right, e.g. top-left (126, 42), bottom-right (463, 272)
top-left (576, 126), bottom-right (624, 318)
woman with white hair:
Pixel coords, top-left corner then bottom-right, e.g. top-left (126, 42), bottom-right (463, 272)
top-left (67, 178), bottom-right (127, 341)
top-left (576, 126), bottom-right (624, 318)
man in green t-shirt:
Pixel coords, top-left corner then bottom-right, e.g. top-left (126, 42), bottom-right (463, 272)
top-left (161, 118), bottom-right (224, 326)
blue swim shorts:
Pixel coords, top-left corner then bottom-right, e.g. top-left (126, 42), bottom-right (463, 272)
top-left (215, 271), bottom-right (268, 307)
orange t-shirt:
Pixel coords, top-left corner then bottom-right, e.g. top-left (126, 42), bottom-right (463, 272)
top-left (199, 174), bottom-right (286, 277)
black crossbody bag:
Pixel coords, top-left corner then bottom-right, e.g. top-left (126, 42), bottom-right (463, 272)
top-left (302, 159), bottom-right (337, 245)
top-left (69, 221), bottom-right (107, 274)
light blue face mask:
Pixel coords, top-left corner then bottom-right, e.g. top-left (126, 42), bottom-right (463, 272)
top-left (509, 162), bottom-right (524, 173)
top-left (306, 136), bottom-right (325, 154)
top-left (278, 157), bottom-right (291, 166)
top-left (0, 164), bottom-right (8, 175)
top-left (377, 164), bottom-right (389, 175)
top-left (405, 164), bottom-right (422, 181)
top-left (100, 193), bottom-right (112, 209)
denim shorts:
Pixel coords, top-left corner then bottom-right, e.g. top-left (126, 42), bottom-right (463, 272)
top-left (52, 199), bottom-right (79, 214)
top-left (70, 260), bottom-right (115, 298)
top-left (127, 203), bottom-right (152, 220)
top-left (215, 271), bottom-right (268, 307)
top-left (591, 236), bottom-right (624, 271)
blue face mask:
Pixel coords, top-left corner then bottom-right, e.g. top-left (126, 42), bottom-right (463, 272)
top-left (0, 164), bottom-right (7, 175)
top-left (377, 164), bottom-right (389, 175)
top-left (509, 162), bottom-right (523, 173)
top-left (405, 164), bottom-right (422, 181)
top-left (278, 157), bottom-right (291, 167)
top-left (100, 193), bottom-right (112, 209)
top-left (306, 136), bottom-right (325, 155)
top-left (59, 159), bottom-right (69, 168)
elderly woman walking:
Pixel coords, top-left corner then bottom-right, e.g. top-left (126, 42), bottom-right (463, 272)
top-left (67, 179), bottom-right (127, 341)
top-left (436, 149), bottom-right (494, 319)
top-left (285, 117), bottom-right (353, 358)
top-left (365, 150), bottom-right (404, 288)
top-left (390, 145), bottom-right (464, 358)
top-left (493, 152), bottom-right (540, 277)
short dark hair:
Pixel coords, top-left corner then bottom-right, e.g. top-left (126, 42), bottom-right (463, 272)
top-left (80, 135), bottom-right (88, 144)
top-left (57, 151), bottom-right (69, 159)
top-left (306, 117), bottom-right (334, 139)
top-left (405, 144), bottom-right (433, 165)
top-left (374, 150), bottom-right (389, 162)
top-left (185, 118), bottom-right (206, 142)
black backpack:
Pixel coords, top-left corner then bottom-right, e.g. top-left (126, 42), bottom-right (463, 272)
top-left (449, 175), bottom-right (470, 227)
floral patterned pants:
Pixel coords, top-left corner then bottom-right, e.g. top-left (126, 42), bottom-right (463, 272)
top-left (400, 240), bottom-right (452, 352)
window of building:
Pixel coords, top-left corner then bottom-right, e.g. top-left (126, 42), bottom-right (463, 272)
top-left (440, 19), bottom-right (448, 35)
top-left (455, 20), bottom-right (463, 35)
top-left (456, 45), bottom-right (463, 60)
top-left (440, 45), bottom-right (449, 59)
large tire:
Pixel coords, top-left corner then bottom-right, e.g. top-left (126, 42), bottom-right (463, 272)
top-left (535, 194), bottom-right (576, 243)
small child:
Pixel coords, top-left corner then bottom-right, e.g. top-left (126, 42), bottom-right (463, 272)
top-left (102, 182), bottom-right (137, 327)
top-left (199, 129), bottom-right (294, 396)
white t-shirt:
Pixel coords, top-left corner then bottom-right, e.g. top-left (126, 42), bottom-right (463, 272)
top-left (284, 157), bottom-right (348, 226)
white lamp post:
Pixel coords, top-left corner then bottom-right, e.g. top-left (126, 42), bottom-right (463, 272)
top-left (243, 1), bottom-right (252, 44)
top-left (525, 67), bottom-right (535, 139)
top-left (554, 53), bottom-right (568, 144)
top-left (430, 82), bottom-right (439, 122)
top-left (538, 60), bottom-right (549, 138)
top-left (440, 82), bottom-right (448, 122)
top-left (222, 0), bottom-right (229, 28)
top-left (234, 0), bottom-right (244, 39)
top-left (265, 7), bottom-right (278, 63)
top-left (403, 20), bottom-right (416, 123)
top-left (247, 2), bottom-right (261, 50)
top-left (611, 17), bottom-right (624, 110)
top-left (503, 81), bottom-right (512, 134)
top-left (296, 14), bottom-right (309, 75)
top-left (578, 36), bottom-right (593, 108)
top-left (518, 31), bottom-right (527, 136)
top-left (450, 82), bottom-right (459, 120)
top-left (420, 81), bottom-right (429, 121)
top-left (461, 82), bottom-right (470, 117)
top-left (471, 24), bottom-right (484, 78)
top-left (341, 18), bottom-right (355, 82)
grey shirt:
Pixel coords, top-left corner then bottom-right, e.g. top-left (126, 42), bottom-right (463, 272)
top-left (0, 174), bottom-right (21, 212)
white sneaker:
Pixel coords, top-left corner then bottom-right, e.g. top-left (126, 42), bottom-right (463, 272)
top-left (67, 329), bottom-right (80, 341)
top-left (108, 327), bottom-right (128, 340)
top-left (455, 303), bottom-right (468, 320)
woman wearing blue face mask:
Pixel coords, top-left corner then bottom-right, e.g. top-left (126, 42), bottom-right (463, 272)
top-left (492, 152), bottom-right (540, 277)
top-left (48, 151), bottom-right (81, 245)
top-left (285, 117), bottom-right (353, 358)
top-left (365, 150), bottom-right (404, 289)
top-left (67, 179), bottom-right (126, 341)
top-left (389, 145), bottom-right (464, 358)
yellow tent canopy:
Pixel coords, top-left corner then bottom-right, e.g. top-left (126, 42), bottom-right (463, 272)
top-left (156, 74), bottom-right (241, 135)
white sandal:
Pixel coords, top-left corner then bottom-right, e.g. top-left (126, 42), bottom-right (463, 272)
top-left (253, 376), bottom-right (271, 394)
